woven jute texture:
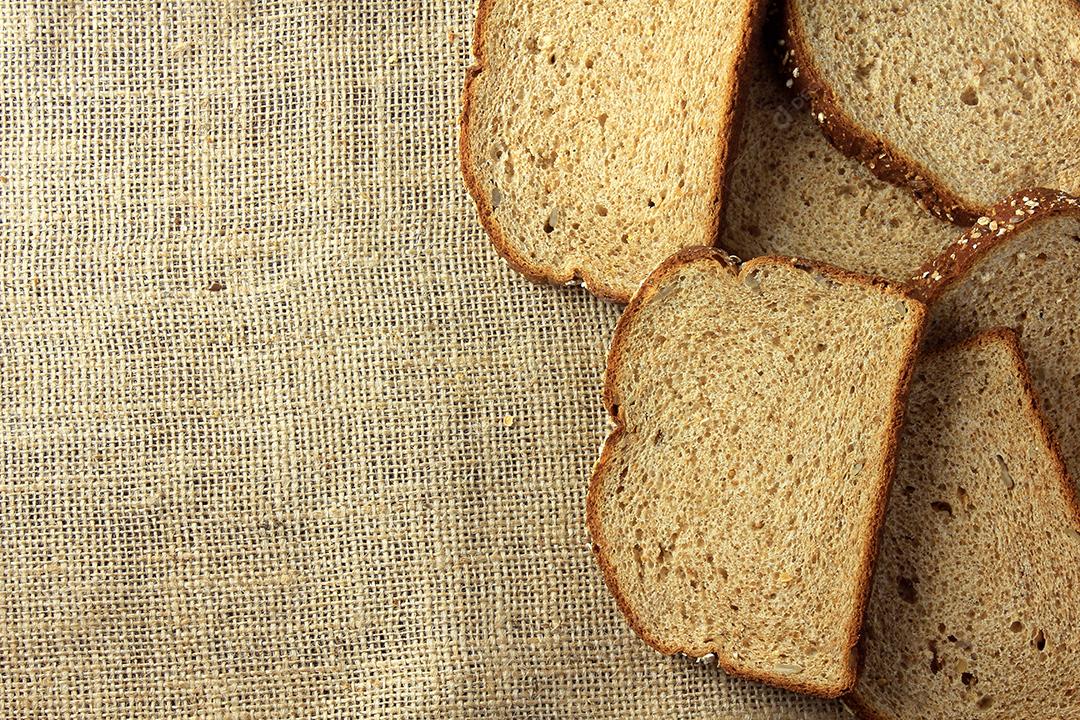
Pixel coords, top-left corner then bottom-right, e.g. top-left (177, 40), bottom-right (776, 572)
top-left (0, 2), bottom-right (844, 717)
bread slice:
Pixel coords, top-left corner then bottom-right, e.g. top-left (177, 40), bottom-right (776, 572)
top-left (783, 0), bottom-right (1080, 225)
top-left (460, 0), bottom-right (762, 302)
top-left (587, 247), bottom-right (926, 697)
top-left (908, 189), bottom-right (1080, 482)
top-left (848, 329), bottom-right (1080, 719)
top-left (721, 47), bottom-right (957, 283)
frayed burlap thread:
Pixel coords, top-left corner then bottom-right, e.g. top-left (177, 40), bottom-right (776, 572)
top-left (0, 2), bottom-right (843, 717)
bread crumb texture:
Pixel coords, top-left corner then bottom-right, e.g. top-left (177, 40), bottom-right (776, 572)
top-left (462, 0), bottom-right (756, 301)
top-left (916, 191), bottom-right (1080, 483)
top-left (788, 0), bottom-right (1080, 216)
top-left (854, 331), bottom-right (1080, 719)
top-left (589, 249), bottom-right (924, 696)
top-left (721, 50), bottom-right (956, 282)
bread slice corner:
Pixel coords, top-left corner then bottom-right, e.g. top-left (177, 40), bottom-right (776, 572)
top-left (781, 0), bottom-right (1080, 225)
top-left (719, 31), bottom-right (958, 283)
top-left (460, 1), bottom-right (763, 302)
top-left (907, 188), bottom-right (1080, 484)
top-left (588, 247), bottom-right (926, 697)
top-left (848, 327), bottom-right (1080, 718)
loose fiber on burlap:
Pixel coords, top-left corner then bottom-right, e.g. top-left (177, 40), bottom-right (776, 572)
top-left (0, 3), bottom-right (843, 717)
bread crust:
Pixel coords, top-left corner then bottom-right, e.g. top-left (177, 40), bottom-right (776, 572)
top-left (780, 0), bottom-right (980, 227)
top-left (459, 1), bottom-right (765, 304)
top-left (586, 246), bottom-right (927, 698)
top-left (903, 188), bottom-right (1080, 305)
top-left (843, 327), bottom-right (1080, 720)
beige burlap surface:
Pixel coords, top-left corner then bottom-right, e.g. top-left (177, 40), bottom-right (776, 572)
top-left (0, 2), bottom-right (845, 717)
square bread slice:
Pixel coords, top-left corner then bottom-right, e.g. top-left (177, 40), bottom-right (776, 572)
top-left (721, 45), bottom-right (957, 283)
top-left (587, 247), bottom-right (926, 696)
top-left (783, 0), bottom-right (1080, 225)
top-left (908, 189), bottom-right (1080, 483)
top-left (849, 329), bottom-right (1080, 719)
top-left (460, 0), bottom-right (762, 302)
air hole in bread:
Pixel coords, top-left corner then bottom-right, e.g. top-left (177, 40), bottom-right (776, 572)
top-left (584, 57), bottom-right (593, 69)
top-left (490, 186), bottom-right (503, 209)
top-left (961, 671), bottom-right (976, 686)
top-left (930, 501), bottom-right (953, 516)
top-left (897, 576), bottom-right (918, 604)
top-left (657, 544), bottom-right (671, 565)
top-left (995, 454), bottom-right (1014, 489)
top-left (960, 85), bottom-right (980, 106)
top-left (1034, 629), bottom-right (1046, 651)
top-left (742, 270), bottom-right (762, 292)
top-left (594, 204), bottom-right (608, 217)
top-left (1010, 621), bottom-right (1024, 633)
top-left (976, 696), bottom-right (994, 710)
top-left (544, 208), bottom-right (560, 234)
top-left (597, 113), bottom-right (607, 128)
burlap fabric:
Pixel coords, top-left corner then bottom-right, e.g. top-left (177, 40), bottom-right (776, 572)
top-left (0, 3), bottom-right (844, 717)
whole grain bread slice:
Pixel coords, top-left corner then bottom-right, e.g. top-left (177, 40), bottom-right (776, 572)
top-left (782, 0), bottom-right (1080, 225)
top-left (721, 46), bottom-right (957, 282)
top-left (907, 189), bottom-right (1080, 483)
top-left (461, 0), bottom-right (762, 302)
top-left (587, 247), bottom-right (926, 697)
top-left (848, 329), bottom-right (1080, 719)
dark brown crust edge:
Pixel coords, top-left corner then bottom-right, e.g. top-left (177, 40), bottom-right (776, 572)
top-left (842, 327), bottom-right (1080, 720)
top-left (903, 188), bottom-right (1080, 306)
top-left (585, 246), bottom-right (928, 698)
top-left (780, 0), bottom-right (981, 227)
top-left (459, 0), bottom-right (766, 304)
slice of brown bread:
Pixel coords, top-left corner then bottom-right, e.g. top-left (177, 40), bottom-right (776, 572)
top-left (587, 247), bottom-right (926, 697)
top-left (848, 329), bottom-right (1080, 719)
top-left (721, 47), bottom-right (957, 283)
top-left (783, 0), bottom-right (1080, 225)
top-left (460, 0), bottom-right (762, 302)
top-left (908, 189), bottom-right (1080, 482)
